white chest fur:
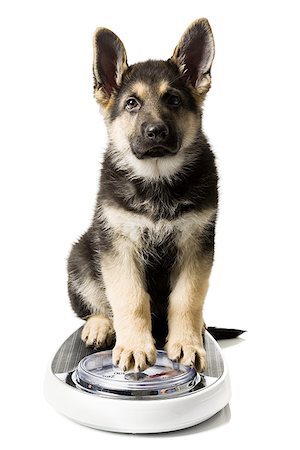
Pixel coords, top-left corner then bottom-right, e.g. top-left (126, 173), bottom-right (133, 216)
top-left (101, 202), bottom-right (216, 249)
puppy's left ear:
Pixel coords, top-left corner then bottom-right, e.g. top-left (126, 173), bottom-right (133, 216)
top-left (93, 28), bottom-right (128, 106)
top-left (171, 19), bottom-right (215, 95)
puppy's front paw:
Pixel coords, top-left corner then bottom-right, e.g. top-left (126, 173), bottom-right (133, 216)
top-left (166, 341), bottom-right (206, 372)
top-left (113, 335), bottom-right (157, 372)
top-left (81, 315), bottom-right (114, 348)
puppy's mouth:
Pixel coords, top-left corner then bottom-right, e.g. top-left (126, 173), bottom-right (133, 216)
top-left (142, 145), bottom-right (179, 159)
top-left (131, 143), bottom-right (180, 160)
top-left (130, 134), bottom-right (181, 160)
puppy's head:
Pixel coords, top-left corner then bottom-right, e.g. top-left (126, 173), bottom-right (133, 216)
top-left (93, 19), bottom-right (215, 180)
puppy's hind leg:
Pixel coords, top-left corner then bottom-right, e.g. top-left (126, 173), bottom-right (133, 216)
top-left (67, 229), bottom-right (114, 349)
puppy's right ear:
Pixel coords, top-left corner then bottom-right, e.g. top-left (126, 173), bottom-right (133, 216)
top-left (93, 28), bottom-right (128, 107)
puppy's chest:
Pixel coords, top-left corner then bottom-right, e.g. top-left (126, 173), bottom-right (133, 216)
top-left (102, 202), bottom-right (214, 251)
top-left (122, 183), bottom-right (195, 222)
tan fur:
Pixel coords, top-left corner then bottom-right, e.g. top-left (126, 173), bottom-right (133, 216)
top-left (81, 314), bottom-right (114, 348)
top-left (166, 244), bottom-right (212, 371)
top-left (95, 91), bottom-right (117, 114)
top-left (131, 81), bottom-right (149, 100)
top-left (177, 110), bottom-right (200, 149)
top-left (101, 237), bottom-right (156, 372)
top-left (158, 80), bottom-right (170, 95)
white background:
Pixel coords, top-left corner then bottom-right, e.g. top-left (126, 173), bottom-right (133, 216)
top-left (1, 0), bottom-right (300, 448)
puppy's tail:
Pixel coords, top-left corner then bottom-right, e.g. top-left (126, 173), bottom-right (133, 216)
top-left (206, 326), bottom-right (246, 340)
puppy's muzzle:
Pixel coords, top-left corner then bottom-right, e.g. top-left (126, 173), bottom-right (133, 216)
top-left (133, 121), bottom-right (179, 159)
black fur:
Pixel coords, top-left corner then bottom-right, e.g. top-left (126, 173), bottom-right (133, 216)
top-left (99, 135), bottom-right (217, 222)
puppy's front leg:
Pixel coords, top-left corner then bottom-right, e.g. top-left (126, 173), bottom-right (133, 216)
top-left (166, 254), bottom-right (212, 372)
top-left (101, 240), bottom-right (156, 372)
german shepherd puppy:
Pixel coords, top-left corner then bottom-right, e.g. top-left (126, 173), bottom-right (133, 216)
top-left (67, 18), bottom-right (217, 373)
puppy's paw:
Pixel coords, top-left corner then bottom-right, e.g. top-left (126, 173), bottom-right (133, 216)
top-left (81, 315), bottom-right (114, 349)
top-left (113, 335), bottom-right (157, 372)
top-left (166, 341), bottom-right (206, 372)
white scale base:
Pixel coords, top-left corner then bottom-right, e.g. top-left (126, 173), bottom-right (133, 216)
top-left (44, 328), bottom-right (231, 433)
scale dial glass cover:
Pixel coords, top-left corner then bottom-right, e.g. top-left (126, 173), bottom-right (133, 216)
top-left (73, 350), bottom-right (200, 399)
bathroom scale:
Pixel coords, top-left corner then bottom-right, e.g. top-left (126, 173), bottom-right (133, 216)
top-left (44, 326), bottom-right (231, 433)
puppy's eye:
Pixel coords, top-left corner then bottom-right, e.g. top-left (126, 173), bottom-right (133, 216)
top-left (125, 97), bottom-right (140, 111)
top-left (167, 94), bottom-right (181, 107)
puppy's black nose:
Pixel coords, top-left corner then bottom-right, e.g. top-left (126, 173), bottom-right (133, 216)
top-left (144, 122), bottom-right (169, 143)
